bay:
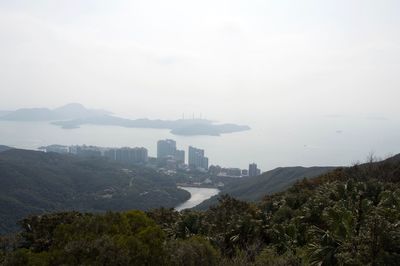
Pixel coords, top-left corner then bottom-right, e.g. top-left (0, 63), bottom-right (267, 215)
top-left (175, 187), bottom-right (220, 211)
top-left (0, 116), bottom-right (399, 171)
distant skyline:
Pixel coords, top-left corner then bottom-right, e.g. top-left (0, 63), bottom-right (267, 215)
top-left (1, 0), bottom-right (400, 125)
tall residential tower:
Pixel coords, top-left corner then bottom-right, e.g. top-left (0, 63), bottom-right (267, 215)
top-left (249, 163), bottom-right (261, 177)
top-left (188, 146), bottom-right (209, 170)
top-left (157, 139), bottom-right (185, 163)
top-left (157, 139), bottom-right (176, 159)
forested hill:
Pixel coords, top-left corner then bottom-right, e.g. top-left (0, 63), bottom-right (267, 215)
top-left (1, 154), bottom-right (399, 265)
top-left (0, 149), bottom-right (189, 234)
top-left (196, 166), bottom-right (335, 210)
top-left (1, 154), bottom-right (400, 265)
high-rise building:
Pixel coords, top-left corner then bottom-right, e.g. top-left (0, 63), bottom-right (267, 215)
top-left (132, 147), bottom-right (148, 163)
top-left (43, 144), bottom-right (69, 154)
top-left (157, 139), bottom-right (185, 164)
top-left (104, 149), bottom-right (116, 160)
top-left (188, 146), bottom-right (209, 170)
top-left (74, 145), bottom-right (102, 157)
top-left (112, 147), bottom-right (148, 164)
top-left (157, 139), bottom-right (177, 159)
top-left (249, 163), bottom-right (260, 177)
top-left (175, 149), bottom-right (185, 163)
top-left (116, 148), bottom-right (131, 163)
top-left (42, 144), bottom-right (148, 164)
top-left (202, 157), bottom-right (209, 170)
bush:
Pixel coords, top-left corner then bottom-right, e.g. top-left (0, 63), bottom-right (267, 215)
top-left (167, 236), bottom-right (220, 266)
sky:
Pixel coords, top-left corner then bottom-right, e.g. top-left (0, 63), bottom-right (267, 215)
top-left (0, 0), bottom-right (400, 124)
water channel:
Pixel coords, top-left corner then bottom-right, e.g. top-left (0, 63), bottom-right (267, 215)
top-left (175, 186), bottom-right (220, 211)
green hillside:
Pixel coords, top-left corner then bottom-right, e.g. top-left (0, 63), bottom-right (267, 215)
top-left (1, 154), bottom-right (400, 265)
top-left (0, 149), bottom-right (189, 234)
top-left (197, 166), bottom-right (335, 209)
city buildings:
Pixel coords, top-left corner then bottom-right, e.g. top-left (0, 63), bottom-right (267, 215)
top-left (115, 147), bottom-right (148, 164)
top-left (225, 168), bottom-right (242, 177)
top-left (41, 141), bottom-right (263, 177)
top-left (157, 139), bottom-right (176, 159)
top-left (71, 145), bottom-right (102, 157)
top-left (249, 163), bottom-right (261, 177)
top-left (188, 146), bottom-right (209, 170)
top-left (174, 149), bottom-right (185, 163)
top-left (40, 144), bottom-right (69, 154)
top-left (210, 165), bottom-right (248, 178)
top-left (103, 149), bottom-right (116, 160)
top-left (157, 139), bottom-right (185, 164)
top-left (42, 144), bottom-right (148, 164)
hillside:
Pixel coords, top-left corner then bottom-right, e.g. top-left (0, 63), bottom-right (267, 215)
top-left (0, 145), bottom-right (12, 153)
top-left (0, 149), bottom-right (189, 234)
top-left (197, 166), bottom-right (335, 209)
top-left (1, 154), bottom-right (399, 265)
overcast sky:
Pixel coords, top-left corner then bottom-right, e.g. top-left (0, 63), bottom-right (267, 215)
top-left (1, 0), bottom-right (399, 123)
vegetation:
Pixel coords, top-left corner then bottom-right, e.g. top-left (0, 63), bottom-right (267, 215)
top-left (197, 166), bottom-right (335, 210)
top-left (0, 149), bottom-right (189, 234)
top-left (0, 146), bottom-right (12, 153)
top-left (1, 154), bottom-right (400, 265)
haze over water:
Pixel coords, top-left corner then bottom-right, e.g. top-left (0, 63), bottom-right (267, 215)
top-left (1, 1), bottom-right (400, 171)
top-left (1, 112), bottom-right (399, 171)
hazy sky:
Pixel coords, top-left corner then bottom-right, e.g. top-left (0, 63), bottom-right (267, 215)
top-left (1, 0), bottom-right (399, 123)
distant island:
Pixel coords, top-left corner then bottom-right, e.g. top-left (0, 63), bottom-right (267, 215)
top-left (0, 103), bottom-right (251, 136)
top-left (51, 116), bottom-right (250, 136)
top-left (0, 103), bottom-right (111, 121)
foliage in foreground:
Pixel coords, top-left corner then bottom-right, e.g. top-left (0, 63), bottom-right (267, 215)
top-left (1, 157), bottom-right (400, 265)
